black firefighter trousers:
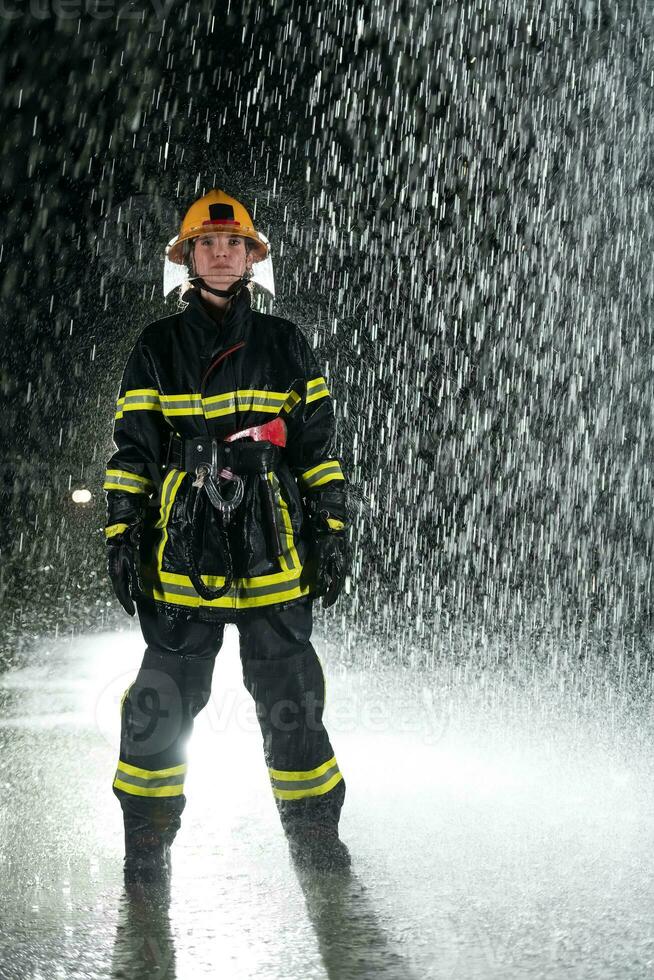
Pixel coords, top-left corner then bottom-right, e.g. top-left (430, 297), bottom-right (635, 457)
top-left (112, 596), bottom-right (346, 847)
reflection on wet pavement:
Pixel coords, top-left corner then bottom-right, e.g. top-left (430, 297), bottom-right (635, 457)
top-left (1, 626), bottom-right (653, 979)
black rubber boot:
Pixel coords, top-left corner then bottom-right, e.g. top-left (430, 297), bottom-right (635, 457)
top-left (287, 824), bottom-right (352, 873)
top-left (122, 808), bottom-right (176, 885)
top-left (123, 828), bottom-right (172, 885)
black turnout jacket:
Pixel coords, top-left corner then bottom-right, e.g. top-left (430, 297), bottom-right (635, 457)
top-left (103, 286), bottom-right (348, 620)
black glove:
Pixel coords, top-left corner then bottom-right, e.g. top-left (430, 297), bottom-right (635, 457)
top-left (311, 531), bottom-right (349, 608)
top-left (106, 525), bottom-right (142, 617)
top-left (303, 488), bottom-right (350, 608)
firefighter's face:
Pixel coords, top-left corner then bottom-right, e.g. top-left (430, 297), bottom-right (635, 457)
top-left (192, 233), bottom-right (253, 286)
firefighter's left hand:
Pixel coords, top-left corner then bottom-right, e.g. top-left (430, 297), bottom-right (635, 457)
top-left (312, 532), bottom-right (348, 608)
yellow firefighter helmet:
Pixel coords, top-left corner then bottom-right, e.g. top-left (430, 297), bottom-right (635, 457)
top-left (166, 189), bottom-right (269, 265)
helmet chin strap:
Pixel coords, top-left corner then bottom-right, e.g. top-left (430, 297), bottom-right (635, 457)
top-left (189, 274), bottom-right (250, 298)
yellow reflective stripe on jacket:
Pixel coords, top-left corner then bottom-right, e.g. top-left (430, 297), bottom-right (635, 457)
top-left (105, 522), bottom-right (130, 539)
top-left (115, 389), bottom-right (163, 419)
top-left (306, 376), bottom-right (330, 404)
top-left (268, 755), bottom-right (343, 801)
top-left (103, 469), bottom-right (156, 494)
top-left (113, 760), bottom-right (187, 798)
top-left (160, 393), bottom-right (204, 416)
top-left (266, 471), bottom-right (300, 574)
top-left (298, 459), bottom-right (345, 490)
top-left (281, 389), bottom-right (302, 414)
top-left (203, 389), bottom-right (289, 419)
top-left (138, 565), bottom-right (312, 610)
top-left (155, 468), bottom-right (187, 568)
top-left (117, 387), bottom-right (303, 421)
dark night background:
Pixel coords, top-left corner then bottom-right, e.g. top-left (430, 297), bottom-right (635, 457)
top-left (0, 0), bottom-right (652, 674)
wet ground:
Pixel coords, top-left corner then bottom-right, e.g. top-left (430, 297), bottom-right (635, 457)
top-left (1, 623), bottom-right (653, 979)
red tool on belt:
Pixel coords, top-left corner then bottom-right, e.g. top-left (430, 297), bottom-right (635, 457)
top-left (224, 417), bottom-right (287, 446)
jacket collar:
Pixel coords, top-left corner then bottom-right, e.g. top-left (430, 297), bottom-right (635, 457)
top-left (181, 286), bottom-right (252, 350)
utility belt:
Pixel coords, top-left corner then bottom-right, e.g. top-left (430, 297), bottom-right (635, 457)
top-left (162, 418), bottom-right (289, 602)
top-left (166, 416), bottom-right (286, 471)
top-left (166, 433), bottom-right (281, 477)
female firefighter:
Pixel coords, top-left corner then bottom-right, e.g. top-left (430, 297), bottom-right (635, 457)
top-left (104, 189), bottom-right (351, 882)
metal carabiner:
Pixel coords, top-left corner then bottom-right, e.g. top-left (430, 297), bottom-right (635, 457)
top-left (192, 464), bottom-right (209, 489)
top-left (204, 469), bottom-right (245, 520)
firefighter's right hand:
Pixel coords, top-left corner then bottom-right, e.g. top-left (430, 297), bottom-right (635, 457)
top-left (107, 528), bottom-right (141, 617)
